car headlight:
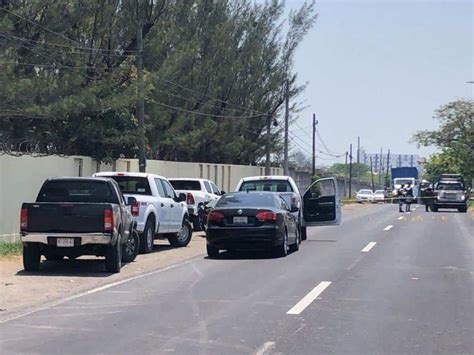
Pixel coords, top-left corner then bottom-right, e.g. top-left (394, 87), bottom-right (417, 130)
top-left (437, 195), bottom-right (441, 200)
top-left (460, 195), bottom-right (466, 201)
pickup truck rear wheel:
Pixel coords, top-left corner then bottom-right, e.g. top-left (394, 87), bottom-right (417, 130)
top-left (300, 226), bottom-right (307, 241)
top-left (122, 230), bottom-right (140, 263)
top-left (23, 243), bottom-right (41, 271)
top-left (105, 237), bottom-right (122, 273)
top-left (168, 218), bottom-right (193, 247)
top-left (139, 218), bottom-right (155, 254)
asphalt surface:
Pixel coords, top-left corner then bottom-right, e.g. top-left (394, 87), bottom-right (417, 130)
top-left (1, 204), bottom-right (473, 354)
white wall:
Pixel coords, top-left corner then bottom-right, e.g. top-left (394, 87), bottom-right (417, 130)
top-left (0, 155), bottom-right (281, 240)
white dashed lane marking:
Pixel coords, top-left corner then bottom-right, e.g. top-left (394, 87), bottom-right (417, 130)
top-left (384, 225), bottom-right (394, 231)
top-left (287, 281), bottom-right (332, 315)
top-left (361, 242), bottom-right (377, 253)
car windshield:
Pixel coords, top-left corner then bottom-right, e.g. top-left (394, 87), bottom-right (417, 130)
top-left (375, 190), bottom-right (385, 194)
top-left (216, 193), bottom-right (276, 208)
top-left (239, 180), bottom-right (293, 193)
top-left (437, 183), bottom-right (464, 191)
top-left (37, 180), bottom-right (118, 203)
top-left (169, 180), bottom-right (201, 191)
top-left (394, 179), bottom-right (413, 185)
top-left (107, 176), bottom-right (152, 195)
top-left (359, 190), bottom-right (373, 194)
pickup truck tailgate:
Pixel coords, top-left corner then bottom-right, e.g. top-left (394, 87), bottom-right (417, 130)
top-left (23, 203), bottom-right (110, 233)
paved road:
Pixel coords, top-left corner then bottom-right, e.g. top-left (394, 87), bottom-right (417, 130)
top-left (1, 205), bottom-right (473, 354)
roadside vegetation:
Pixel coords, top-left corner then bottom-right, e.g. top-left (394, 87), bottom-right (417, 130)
top-left (411, 99), bottom-right (473, 185)
top-left (0, 242), bottom-right (22, 257)
top-left (1, 0), bottom-right (317, 166)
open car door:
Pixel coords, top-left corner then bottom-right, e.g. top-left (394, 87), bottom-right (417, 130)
top-left (302, 177), bottom-right (341, 227)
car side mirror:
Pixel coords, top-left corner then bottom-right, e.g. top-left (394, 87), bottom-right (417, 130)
top-left (220, 191), bottom-right (226, 195)
top-left (178, 193), bottom-right (186, 202)
top-left (127, 196), bottom-right (137, 206)
top-left (290, 205), bottom-right (299, 213)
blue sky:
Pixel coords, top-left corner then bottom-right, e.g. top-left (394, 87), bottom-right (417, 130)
top-left (285, 0), bottom-right (473, 165)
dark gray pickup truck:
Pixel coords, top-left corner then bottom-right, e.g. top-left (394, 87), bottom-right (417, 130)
top-left (20, 177), bottom-right (139, 273)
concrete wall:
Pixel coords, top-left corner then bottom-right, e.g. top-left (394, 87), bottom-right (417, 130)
top-left (0, 155), bottom-right (281, 241)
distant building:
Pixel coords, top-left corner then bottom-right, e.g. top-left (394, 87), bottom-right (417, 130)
top-left (361, 151), bottom-right (425, 176)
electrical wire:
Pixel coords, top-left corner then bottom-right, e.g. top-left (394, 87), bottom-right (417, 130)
top-left (0, 8), bottom-right (138, 54)
top-left (145, 97), bottom-right (268, 119)
top-left (0, 32), bottom-right (135, 57)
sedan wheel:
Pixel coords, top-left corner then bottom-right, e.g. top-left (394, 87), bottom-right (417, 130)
top-left (274, 231), bottom-right (288, 258)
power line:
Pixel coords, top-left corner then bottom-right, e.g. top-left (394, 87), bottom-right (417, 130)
top-left (161, 78), bottom-right (268, 116)
top-left (0, 8), bottom-right (137, 55)
top-left (145, 97), bottom-right (268, 119)
top-left (1, 61), bottom-right (105, 71)
top-left (0, 32), bottom-right (136, 57)
top-left (315, 127), bottom-right (343, 156)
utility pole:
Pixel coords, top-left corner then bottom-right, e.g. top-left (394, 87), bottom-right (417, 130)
top-left (385, 149), bottom-right (391, 188)
top-left (349, 144), bottom-right (353, 199)
top-left (356, 136), bottom-right (360, 185)
top-left (312, 113), bottom-right (317, 177)
top-left (344, 151), bottom-right (348, 198)
top-left (265, 114), bottom-right (272, 175)
top-left (136, 14), bottom-right (146, 172)
top-left (378, 147), bottom-right (383, 187)
top-left (370, 156), bottom-right (375, 191)
top-left (283, 80), bottom-right (289, 175)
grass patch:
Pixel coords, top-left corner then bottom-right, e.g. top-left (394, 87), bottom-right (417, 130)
top-left (0, 242), bottom-right (23, 256)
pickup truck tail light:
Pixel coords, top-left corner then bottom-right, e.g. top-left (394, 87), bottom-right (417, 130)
top-left (20, 208), bottom-right (28, 230)
top-left (208, 211), bottom-right (225, 222)
top-left (187, 193), bottom-right (195, 205)
top-left (256, 211), bottom-right (277, 222)
top-left (131, 201), bottom-right (140, 216)
top-left (104, 209), bottom-right (114, 232)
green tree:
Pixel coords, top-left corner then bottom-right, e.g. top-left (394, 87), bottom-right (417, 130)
top-left (412, 99), bottom-right (473, 185)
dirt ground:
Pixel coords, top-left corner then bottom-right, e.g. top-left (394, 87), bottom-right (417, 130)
top-left (0, 233), bottom-right (207, 321)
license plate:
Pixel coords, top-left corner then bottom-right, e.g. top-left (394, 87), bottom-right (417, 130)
top-left (57, 238), bottom-right (74, 247)
top-left (233, 216), bottom-right (248, 224)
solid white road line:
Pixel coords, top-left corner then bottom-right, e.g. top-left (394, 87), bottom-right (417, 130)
top-left (398, 216), bottom-right (404, 220)
top-left (254, 341), bottom-right (276, 355)
top-left (287, 281), bottom-right (332, 315)
top-left (361, 242), bottom-right (377, 253)
top-left (384, 225), bottom-right (394, 231)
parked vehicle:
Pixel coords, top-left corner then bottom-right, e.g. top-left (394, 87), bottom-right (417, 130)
top-left (197, 200), bottom-right (213, 231)
top-left (373, 190), bottom-right (385, 203)
top-left (431, 174), bottom-right (468, 213)
top-left (206, 192), bottom-right (300, 257)
top-left (235, 176), bottom-right (307, 238)
top-left (169, 178), bottom-right (223, 231)
top-left (20, 177), bottom-right (139, 273)
top-left (233, 176), bottom-right (341, 242)
top-left (94, 172), bottom-right (192, 252)
top-left (356, 189), bottom-right (374, 203)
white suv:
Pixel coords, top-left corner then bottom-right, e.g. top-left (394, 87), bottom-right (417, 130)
top-left (169, 178), bottom-right (223, 231)
top-left (94, 172), bottom-right (192, 253)
top-left (235, 175), bottom-right (341, 240)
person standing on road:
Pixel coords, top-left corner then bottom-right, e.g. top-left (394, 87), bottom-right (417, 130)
top-left (404, 182), bottom-right (414, 212)
top-left (420, 180), bottom-right (433, 212)
top-left (398, 184), bottom-right (406, 213)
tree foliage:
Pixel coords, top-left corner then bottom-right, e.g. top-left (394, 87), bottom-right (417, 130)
top-left (0, 0), bottom-right (317, 164)
top-left (412, 99), bottom-right (473, 185)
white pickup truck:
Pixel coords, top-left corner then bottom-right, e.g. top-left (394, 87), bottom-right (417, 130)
top-left (94, 172), bottom-right (192, 253)
top-left (169, 178), bottom-right (223, 231)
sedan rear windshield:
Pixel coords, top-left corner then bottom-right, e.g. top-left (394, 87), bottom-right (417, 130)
top-left (37, 180), bottom-right (118, 203)
top-left (239, 180), bottom-right (293, 193)
top-left (216, 193), bottom-right (276, 208)
top-left (169, 180), bottom-right (201, 191)
top-left (108, 176), bottom-right (152, 195)
top-left (359, 190), bottom-right (373, 194)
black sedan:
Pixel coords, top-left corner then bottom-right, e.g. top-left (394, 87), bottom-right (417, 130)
top-left (206, 192), bottom-right (300, 258)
